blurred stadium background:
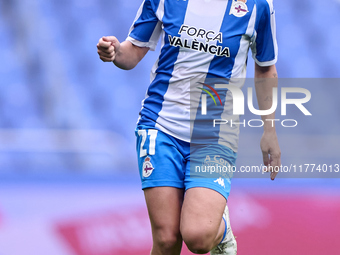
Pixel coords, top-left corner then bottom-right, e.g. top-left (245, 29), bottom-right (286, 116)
top-left (0, 0), bottom-right (340, 254)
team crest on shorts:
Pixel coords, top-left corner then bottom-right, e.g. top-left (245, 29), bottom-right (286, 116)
top-left (230, 0), bottom-right (249, 18)
top-left (142, 156), bottom-right (154, 178)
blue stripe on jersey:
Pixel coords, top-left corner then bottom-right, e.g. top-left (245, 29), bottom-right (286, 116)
top-left (254, 1), bottom-right (275, 62)
top-left (130, 0), bottom-right (160, 43)
top-left (138, 0), bottom-right (189, 128)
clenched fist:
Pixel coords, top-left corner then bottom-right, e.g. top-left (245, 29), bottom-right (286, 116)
top-left (97, 36), bottom-right (121, 62)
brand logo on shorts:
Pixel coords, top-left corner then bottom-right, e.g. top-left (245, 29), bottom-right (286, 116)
top-left (142, 157), bottom-right (154, 178)
top-left (214, 177), bottom-right (226, 188)
top-left (230, 0), bottom-right (249, 18)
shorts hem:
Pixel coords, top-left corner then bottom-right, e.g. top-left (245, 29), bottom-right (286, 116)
top-left (185, 181), bottom-right (230, 201)
top-left (142, 180), bottom-right (184, 190)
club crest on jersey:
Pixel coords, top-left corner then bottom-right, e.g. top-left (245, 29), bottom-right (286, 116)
top-left (142, 156), bottom-right (154, 178)
top-left (230, 0), bottom-right (249, 18)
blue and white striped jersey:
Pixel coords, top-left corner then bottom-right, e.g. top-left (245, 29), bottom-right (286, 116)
top-left (127, 0), bottom-right (278, 152)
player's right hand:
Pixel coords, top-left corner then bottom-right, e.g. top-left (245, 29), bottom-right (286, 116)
top-left (97, 36), bottom-right (121, 62)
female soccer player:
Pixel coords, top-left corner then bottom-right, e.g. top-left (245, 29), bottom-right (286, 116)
top-left (97, 0), bottom-right (280, 254)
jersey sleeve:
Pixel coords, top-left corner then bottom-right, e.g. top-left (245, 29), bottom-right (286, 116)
top-left (126, 0), bottom-right (162, 51)
top-left (251, 0), bottom-right (278, 66)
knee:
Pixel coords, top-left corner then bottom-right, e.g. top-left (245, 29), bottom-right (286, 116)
top-left (153, 227), bottom-right (182, 251)
top-left (181, 226), bottom-right (215, 254)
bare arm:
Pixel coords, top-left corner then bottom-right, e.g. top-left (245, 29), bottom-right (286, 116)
top-left (97, 36), bottom-right (149, 70)
top-left (255, 63), bottom-right (281, 180)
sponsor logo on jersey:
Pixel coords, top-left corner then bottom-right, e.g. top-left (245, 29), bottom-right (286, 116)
top-left (168, 25), bottom-right (230, 58)
top-left (230, 0), bottom-right (249, 18)
top-left (142, 157), bottom-right (154, 178)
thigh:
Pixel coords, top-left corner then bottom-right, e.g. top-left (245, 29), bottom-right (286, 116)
top-left (180, 187), bottom-right (226, 238)
top-left (145, 187), bottom-right (184, 230)
top-left (144, 187), bottom-right (184, 251)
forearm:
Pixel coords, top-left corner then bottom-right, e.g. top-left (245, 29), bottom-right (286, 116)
top-left (113, 41), bottom-right (149, 70)
top-left (254, 64), bottom-right (278, 133)
top-left (255, 64), bottom-right (281, 179)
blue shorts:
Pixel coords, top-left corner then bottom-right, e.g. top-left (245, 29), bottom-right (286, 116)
top-left (135, 126), bottom-right (237, 200)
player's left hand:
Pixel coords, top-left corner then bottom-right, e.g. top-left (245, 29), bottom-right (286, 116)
top-left (260, 130), bottom-right (281, 180)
